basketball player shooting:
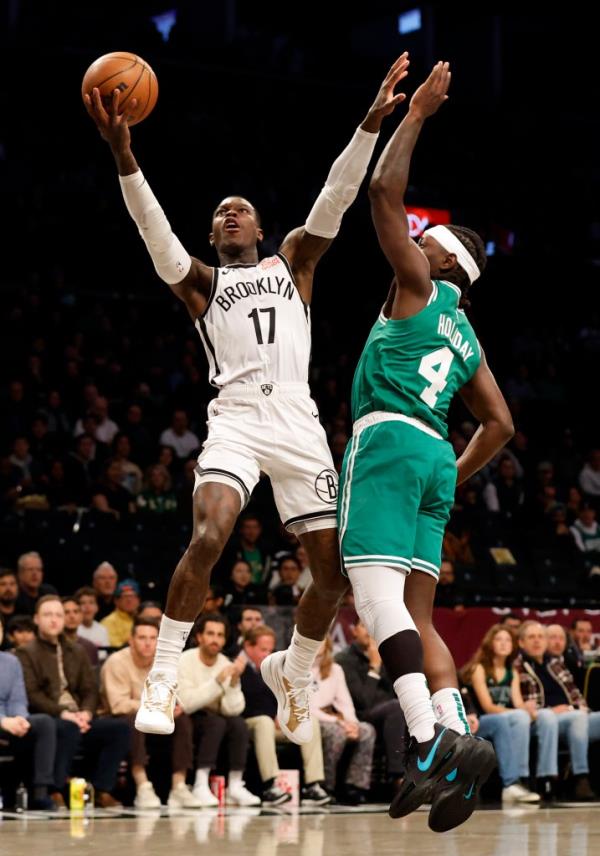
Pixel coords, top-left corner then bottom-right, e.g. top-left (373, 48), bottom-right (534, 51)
top-left (84, 54), bottom-right (410, 745)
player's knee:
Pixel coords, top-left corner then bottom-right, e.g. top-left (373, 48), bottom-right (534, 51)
top-left (187, 525), bottom-right (225, 568)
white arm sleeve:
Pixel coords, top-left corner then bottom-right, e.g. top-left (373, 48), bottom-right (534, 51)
top-left (119, 171), bottom-right (192, 285)
top-left (305, 126), bottom-right (379, 239)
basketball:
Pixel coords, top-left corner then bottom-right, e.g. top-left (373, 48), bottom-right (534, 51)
top-left (81, 52), bottom-right (158, 126)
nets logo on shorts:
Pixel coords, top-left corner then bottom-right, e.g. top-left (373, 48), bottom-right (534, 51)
top-left (261, 384), bottom-right (273, 396)
top-left (315, 469), bottom-right (338, 503)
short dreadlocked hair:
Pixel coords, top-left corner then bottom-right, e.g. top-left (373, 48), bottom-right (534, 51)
top-left (445, 225), bottom-right (487, 309)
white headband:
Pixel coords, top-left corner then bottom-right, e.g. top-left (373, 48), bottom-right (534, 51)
top-left (425, 225), bottom-right (481, 284)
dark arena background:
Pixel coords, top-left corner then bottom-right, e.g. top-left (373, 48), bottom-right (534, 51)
top-left (1, 3), bottom-right (600, 854)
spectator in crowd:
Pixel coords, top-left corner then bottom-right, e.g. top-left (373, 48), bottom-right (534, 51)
top-left (545, 623), bottom-right (584, 688)
top-left (9, 436), bottom-right (41, 494)
top-left (460, 624), bottom-right (539, 803)
top-left (201, 584), bottom-right (225, 616)
top-left (501, 613), bottom-right (522, 633)
top-left (92, 458), bottom-right (136, 519)
top-left (123, 403), bottom-right (154, 467)
top-left (101, 579), bottom-right (141, 648)
top-left (16, 595), bottom-right (130, 808)
top-left (101, 617), bottom-right (198, 808)
top-left (15, 551), bottom-right (57, 615)
top-left (63, 433), bottom-right (100, 505)
top-left (0, 621), bottom-right (57, 810)
top-left (233, 514), bottom-right (272, 586)
top-left (61, 597), bottom-right (98, 666)
top-left (579, 449), bottom-right (600, 502)
top-left (177, 614), bottom-right (259, 806)
top-left (311, 637), bottom-right (376, 803)
top-left (269, 557), bottom-right (303, 606)
top-left (75, 396), bottom-right (119, 446)
top-left (224, 560), bottom-right (266, 608)
top-left (136, 464), bottom-right (178, 516)
top-left (570, 506), bottom-right (600, 580)
top-left (5, 615), bottom-right (36, 650)
top-left (159, 410), bottom-right (200, 460)
top-left (241, 625), bottom-right (330, 806)
top-left (40, 389), bottom-right (71, 437)
top-left (137, 601), bottom-right (163, 622)
top-left (0, 568), bottom-right (18, 631)
top-left (433, 559), bottom-right (465, 610)
top-left (111, 432), bottom-right (143, 496)
top-left (74, 587), bottom-right (110, 647)
top-left (562, 618), bottom-right (599, 692)
top-left (482, 455), bottom-right (525, 520)
top-left (224, 606), bottom-right (263, 657)
top-left (514, 620), bottom-right (600, 801)
top-left (335, 619), bottom-right (406, 788)
top-left (92, 561), bottom-right (118, 620)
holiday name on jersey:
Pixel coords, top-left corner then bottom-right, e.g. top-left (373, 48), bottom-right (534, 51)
top-left (437, 313), bottom-right (475, 362)
top-left (215, 276), bottom-right (295, 312)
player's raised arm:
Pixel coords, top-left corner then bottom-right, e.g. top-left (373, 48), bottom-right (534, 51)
top-left (280, 53), bottom-right (410, 302)
top-left (369, 61), bottom-right (451, 298)
top-left (84, 87), bottom-right (213, 319)
top-left (456, 351), bottom-right (515, 485)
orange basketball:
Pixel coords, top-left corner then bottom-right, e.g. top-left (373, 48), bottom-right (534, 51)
top-left (81, 52), bottom-right (158, 126)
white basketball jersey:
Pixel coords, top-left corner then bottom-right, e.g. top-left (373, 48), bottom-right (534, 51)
top-left (195, 253), bottom-right (311, 388)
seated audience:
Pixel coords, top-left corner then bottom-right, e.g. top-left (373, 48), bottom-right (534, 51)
top-left (178, 613), bottom-right (259, 806)
top-left (5, 615), bottom-right (36, 650)
top-left (335, 619), bottom-right (406, 788)
top-left (0, 568), bottom-right (18, 632)
top-left (74, 586), bottom-right (110, 647)
top-left (92, 561), bottom-right (119, 620)
top-left (61, 597), bottom-right (98, 666)
top-left (101, 617), bottom-right (197, 808)
top-left (101, 578), bottom-right (141, 648)
top-left (514, 620), bottom-right (600, 801)
top-left (269, 557), bottom-right (303, 606)
top-left (0, 621), bottom-right (57, 809)
top-left (15, 551), bottom-right (57, 615)
top-left (460, 624), bottom-right (539, 803)
top-left (136, 464), bottom-right (178, 516)
top-left (224, 606), bottom-right (263, 657)
top-left (241, 625), bottom-right (330, 806)
top-left (16, 595), bottom-right (130, 808)
top-left (224, 560), bottom-right (266, 608)
top-left (137, 601), bottom-right (163, 622)
top-left (311, 637), bottom-right (376, 803)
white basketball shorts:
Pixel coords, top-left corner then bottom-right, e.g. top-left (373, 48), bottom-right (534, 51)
top-left (194, 382), bottom-right (338, 534)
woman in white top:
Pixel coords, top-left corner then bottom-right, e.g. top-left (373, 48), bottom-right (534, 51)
top-left (311, 637), bottom-right (376, 802)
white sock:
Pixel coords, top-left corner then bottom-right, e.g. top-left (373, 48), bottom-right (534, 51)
top-left (431, 687), bottom-right (470, 735)
top-left (229, 770), bottom-right (243, 788)
top-left (283, 627), bottom-right (322, 681)
top-left (152, 615), bottom-right (194, 680)
top-left (394, 672), bottom-right (436, 743)
top-left (194, 768), bottom-right (210, 789)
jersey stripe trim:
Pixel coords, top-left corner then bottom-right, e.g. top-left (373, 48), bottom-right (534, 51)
top-left (441, 280), bottom-right (462, 301)
top-left (194, 466), bottom-right (250, 503)
top-left (284, 509), bottom-right (337, 529)
top-left (277, 251), bottom-right (309, 321)
top-left (197, 317), bottom-right (221, 386)
top-left (411, 557), bottom-right (440, 572)
top-left (343, 560), bottom-right (412, 571)
top-left (344, 554), bottom-right (412, 564)
top-left (197, 268), bottom-right (219, 320)
top-left (426, 281), bottom-right (439, 305)
top-left (338, 433), bottom-right (361, 543)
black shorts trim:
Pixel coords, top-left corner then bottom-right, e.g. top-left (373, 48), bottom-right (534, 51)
top-left (284, 509), bottom-right (337, 529)
top-left (195, 465), bottom-right (250, 503)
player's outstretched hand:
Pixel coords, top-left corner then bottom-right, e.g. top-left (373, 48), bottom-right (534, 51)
top-left (362, 52), bottom-right (410, 133)
top-left (409, 61), bottom-right (451, 121)
top-left (83, 87), bottom-right (138, 151)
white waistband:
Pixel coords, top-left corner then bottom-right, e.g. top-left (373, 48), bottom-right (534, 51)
top-left (219, 381), bottom-right (310, 399)
top-left (353, 411), bottom-right (443, 440)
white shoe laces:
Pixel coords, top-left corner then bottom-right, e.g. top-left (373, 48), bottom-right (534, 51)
top-left (286, 682), bottom-right (312, 723)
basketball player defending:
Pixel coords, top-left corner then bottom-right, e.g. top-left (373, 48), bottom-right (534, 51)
top-left (338, 61), bottom-right (514, 831)
top-left (84, 55), bottom-right (410, 746)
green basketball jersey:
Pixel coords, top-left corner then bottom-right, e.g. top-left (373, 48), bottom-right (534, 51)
top-left (351, 280), bottom-right (481, 438)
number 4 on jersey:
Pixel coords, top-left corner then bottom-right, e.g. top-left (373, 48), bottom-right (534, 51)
top-left (418, 346), bottom-right (454, 407)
